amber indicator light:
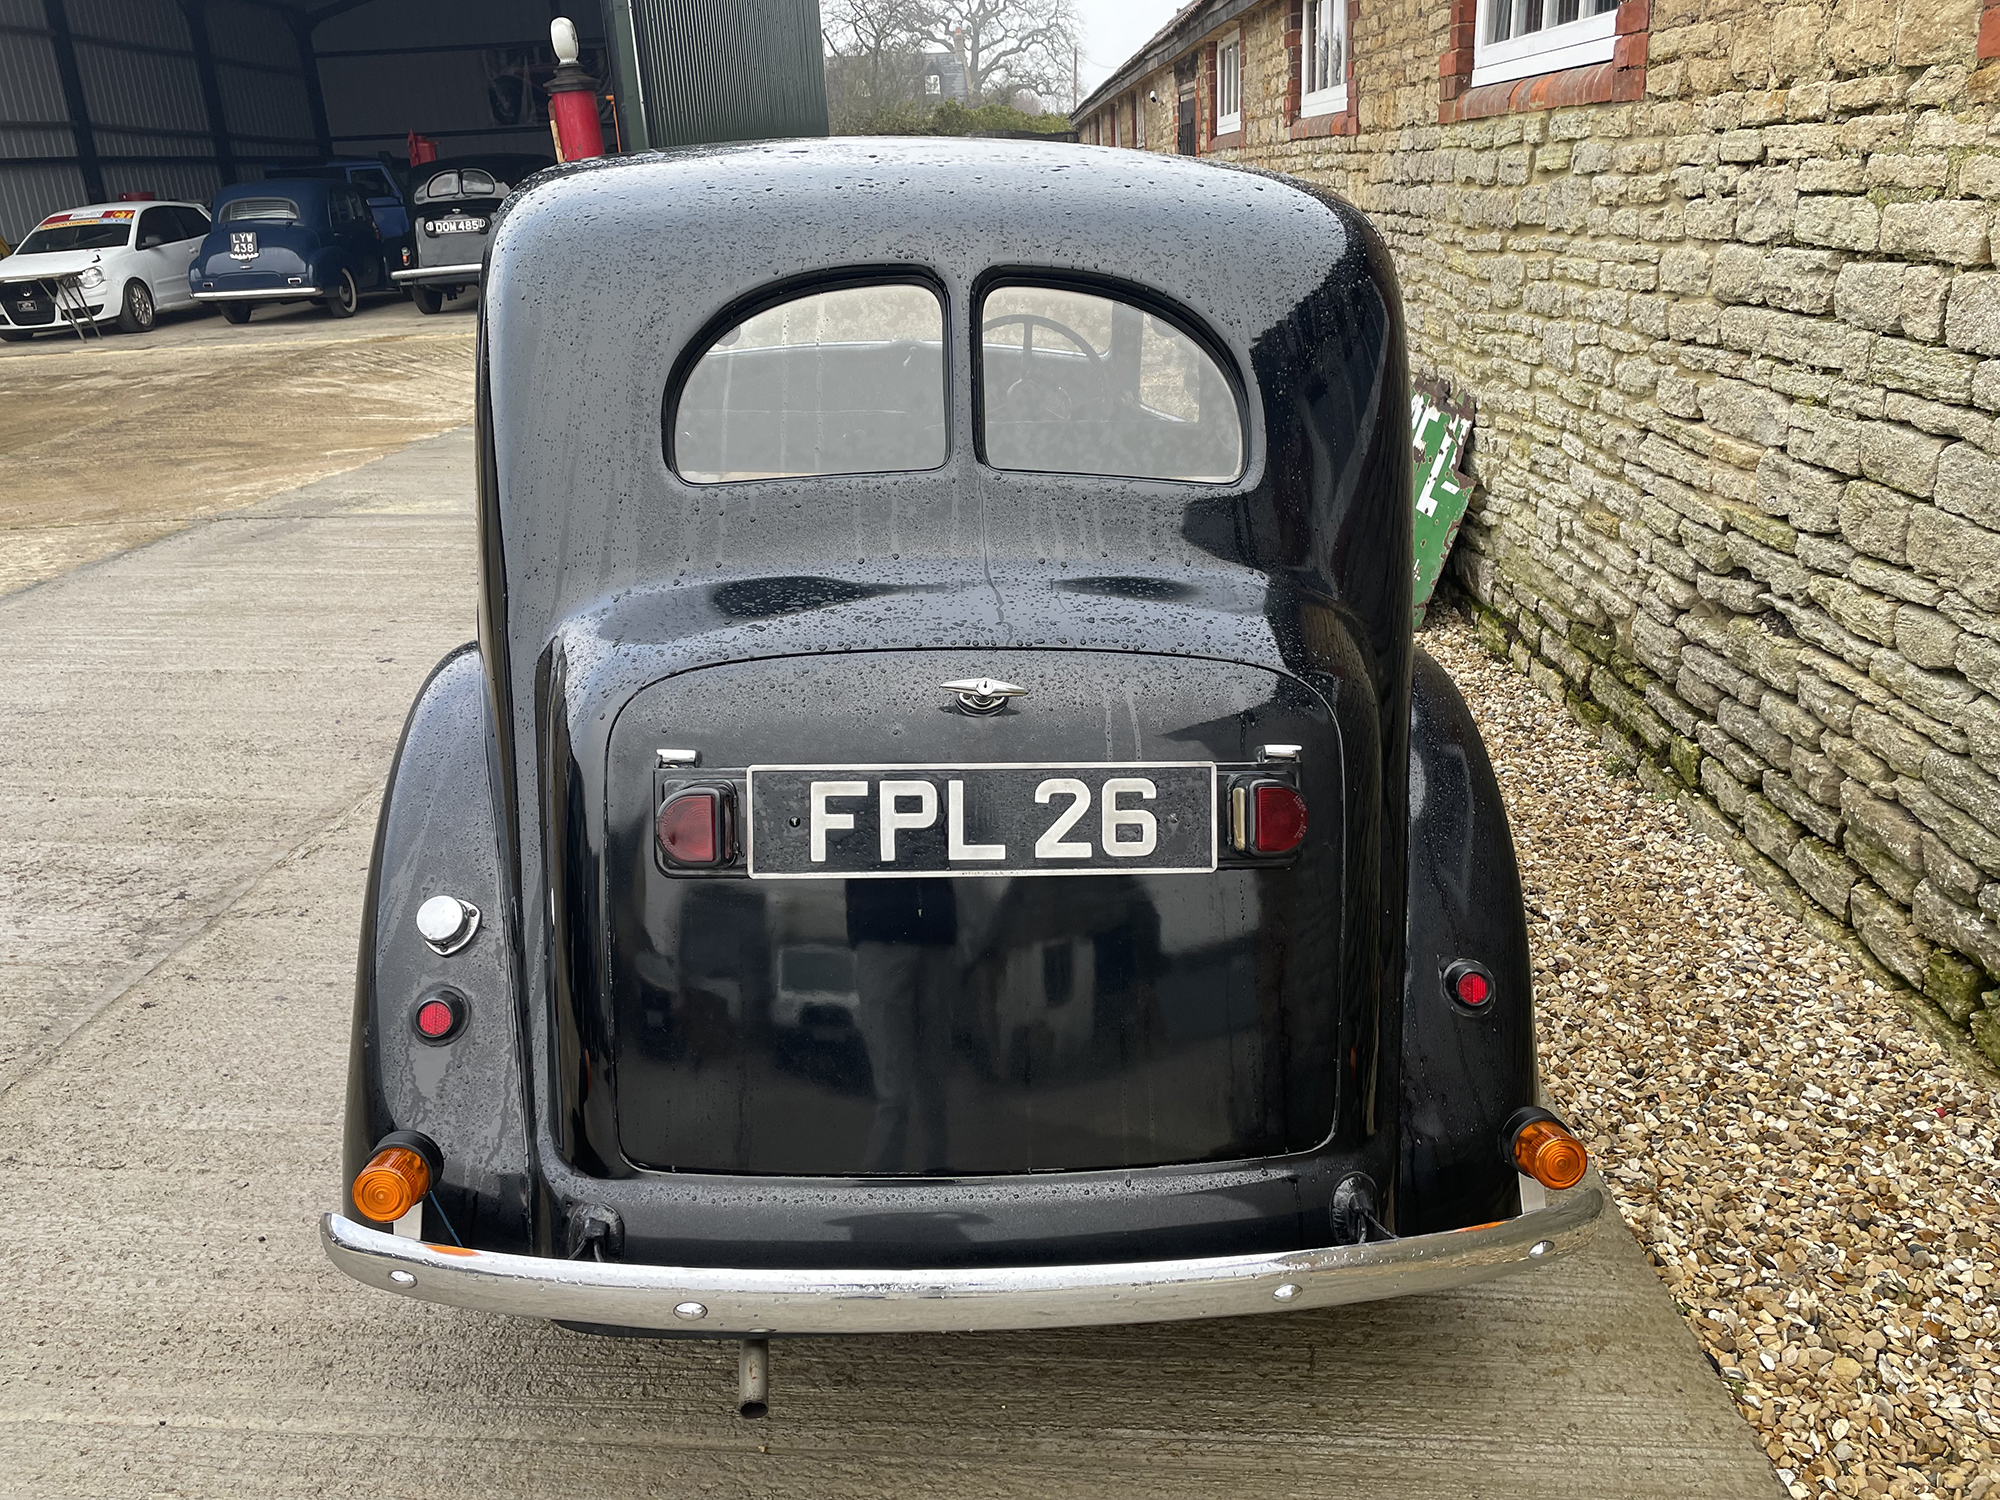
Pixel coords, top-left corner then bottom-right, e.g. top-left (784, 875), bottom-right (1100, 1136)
top-left (1513, 1118), bottom-right (1588, 1191)
top-left (352, 1144), bottom-right (431, 1223)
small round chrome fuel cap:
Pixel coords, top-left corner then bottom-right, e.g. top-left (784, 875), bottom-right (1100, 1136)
top-left (415, 894), bottom-right (481, 955)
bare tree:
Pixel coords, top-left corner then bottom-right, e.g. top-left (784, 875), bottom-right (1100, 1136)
top-left (823, 0), bottom-right (931, 128)
top-left (912, 0), bottom-right (1080, 109)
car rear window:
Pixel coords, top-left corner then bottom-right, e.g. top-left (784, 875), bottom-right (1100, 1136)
top-left (979, 285), bottom-right (1244, 484)
top-left (671, 281), bottom-right (948, 484)
top-left (419, 171), bottom-right (461, 200)
top-left (220, 197), bottom-right (301, 224)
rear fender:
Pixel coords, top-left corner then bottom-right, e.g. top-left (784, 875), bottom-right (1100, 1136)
top-left (345, 643), bottom-right (533, 1250)
top-left (1396, 649), bottom-right (1538, 1233)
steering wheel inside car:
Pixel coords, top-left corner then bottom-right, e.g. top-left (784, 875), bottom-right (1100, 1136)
top-left (982, 312), bottom-right (1112, 423)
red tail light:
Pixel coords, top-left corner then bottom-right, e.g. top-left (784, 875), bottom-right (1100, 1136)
top-left (1252, 784), bottom-right (1308, 853)
top-left (1229, 778), bottom-right (1308, 856)
top-left (657, 786), bottom-right (734, 868)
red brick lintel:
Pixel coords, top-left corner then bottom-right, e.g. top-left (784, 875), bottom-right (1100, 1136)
top-left (1981, 0), bottom-right (2000, 61)
top-left (1291, 108), bottom-right (1359, 139)
top-left (1439, 0), bottom-right (1648, 123)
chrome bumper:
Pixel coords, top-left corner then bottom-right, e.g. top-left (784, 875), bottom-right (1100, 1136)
top-left (391, 264), bottom-right (481, 283)
top-left (320, 1186), bottom-right (1603, 1336)
top-left (191, 286), bottom-right (320, 301)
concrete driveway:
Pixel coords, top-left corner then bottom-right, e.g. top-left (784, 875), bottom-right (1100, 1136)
top-left (0, 296), bottom-right (475, 597)
top-left (0, 370), bottom-right (1783, 1496)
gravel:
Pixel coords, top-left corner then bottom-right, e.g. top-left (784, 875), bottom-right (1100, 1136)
top-left (1426, 607), bottom-right (2000, 1500)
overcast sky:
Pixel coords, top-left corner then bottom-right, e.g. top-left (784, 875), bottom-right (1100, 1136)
top-left (1073, 0), bottom-right (1185, 98)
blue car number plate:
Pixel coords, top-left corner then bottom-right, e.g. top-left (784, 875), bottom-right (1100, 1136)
top-left (229, 231), bottom-right (256, 257)
top-left (745, 762), bottom-right (1217, 879)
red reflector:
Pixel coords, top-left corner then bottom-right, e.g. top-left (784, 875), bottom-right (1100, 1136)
top-left (657, 789), bottom-right (721, 866)
top-left (1456, 970), bottom-right (1490, 1006)
top-left (416, 999), bottom-right (456, 1037)
top-left (1252, 784), bottom-right (1308, 853)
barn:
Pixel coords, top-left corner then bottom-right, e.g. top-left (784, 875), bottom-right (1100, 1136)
top-left (0, 0), bottom-right (828, 243)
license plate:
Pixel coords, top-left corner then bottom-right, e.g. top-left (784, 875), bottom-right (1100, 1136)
top-left (746, 763), bottom-right (1216, 879)
top-left (230, 231), bottom-right (257, 257)
top-left (432, 217), bottom-right (486, 234)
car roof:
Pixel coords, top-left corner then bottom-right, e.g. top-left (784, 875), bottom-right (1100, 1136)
top-left (217, 178), bottom-right (337, 202)
top-left (409, 157), bottom-right (554, 196)
top-left (490, 138), bottom-right (1350, 416)
top-left (34, 200), bottom-right (204, 221)
top-left (418, 154), bottom-right (554, 175)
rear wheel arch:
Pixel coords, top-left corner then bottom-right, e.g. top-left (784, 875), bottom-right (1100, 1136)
top-left (1396, 646), bottom-right (1540, 1233)
top-left (348, 643), bottom-right (533, 1248)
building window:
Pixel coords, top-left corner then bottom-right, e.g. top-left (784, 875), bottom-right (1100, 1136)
top-left (1473, 0), bottom-right (1619, 89)
top-left (1216, 32), bottom-right (1243, 136)
top-left (1301, 0), bottom-right (1347, 117)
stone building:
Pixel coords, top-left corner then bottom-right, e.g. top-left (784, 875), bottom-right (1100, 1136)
top-left (1076, 0), bottom-right (2000, 1057)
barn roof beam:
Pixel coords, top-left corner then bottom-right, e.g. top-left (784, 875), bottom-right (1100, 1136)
top-left (40, 0), bottom-right (103, 203)
top-left (180, 1), bottom-right (237, 184)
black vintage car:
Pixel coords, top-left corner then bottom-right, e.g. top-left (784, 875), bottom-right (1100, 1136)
top-left (390, 155), bottom-right (551, 314)
top-left (324, 139), bottom-right (1602, 1415)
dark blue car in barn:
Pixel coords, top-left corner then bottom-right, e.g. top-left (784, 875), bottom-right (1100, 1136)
top-left (189, 178), bottom-right (391, 323)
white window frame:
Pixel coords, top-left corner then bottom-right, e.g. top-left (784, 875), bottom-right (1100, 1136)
top-left (1300, 0), bottom-right (1348, 119)
top-left (1215, 31), bottom-right (1243, 136)
top-left (1471, 0), bottom-right (1618, 89)
top-left (1135, 91), bottom-right (1146, 148)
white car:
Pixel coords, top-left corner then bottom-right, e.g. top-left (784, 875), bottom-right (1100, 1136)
top-left (0, 200), bottom-right (211, 340)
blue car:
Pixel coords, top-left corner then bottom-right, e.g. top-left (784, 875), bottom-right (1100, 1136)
top-left (189, 179), bottom-right (391, 323)
top-left (265, 158), bottom-right (412, 258)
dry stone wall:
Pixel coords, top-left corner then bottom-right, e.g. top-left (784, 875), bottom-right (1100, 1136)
top-left (1103, 0), bottom-right (2000, 1056)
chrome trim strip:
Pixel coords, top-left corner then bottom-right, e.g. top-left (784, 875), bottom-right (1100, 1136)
top-left (191, 287), bottom-right (321, 301)
top-left (321, 1187), bottom-right (1603, 1335)
top-left (391, 265), bottom-right (482, 282)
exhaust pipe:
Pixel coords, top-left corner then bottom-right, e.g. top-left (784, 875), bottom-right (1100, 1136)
top-left (738, 1338), bottom-right (770, 1419)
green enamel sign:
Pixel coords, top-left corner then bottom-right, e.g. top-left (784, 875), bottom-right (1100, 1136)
top-left (1411, 379), bottom-right (1475, 629)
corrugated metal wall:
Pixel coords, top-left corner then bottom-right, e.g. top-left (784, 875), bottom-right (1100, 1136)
top-left (314, 0), bottom-right (596, 161)
top-left (211, 0), bottom-right (317, 160)
top-left (621, 0), bottom-right (827, 150)
top-left (0, 0), bottom-right (316, 245)
top-left (0, 0), bottom-right (827, 246)
top-left (0, 4), bottom-right (85, 244)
